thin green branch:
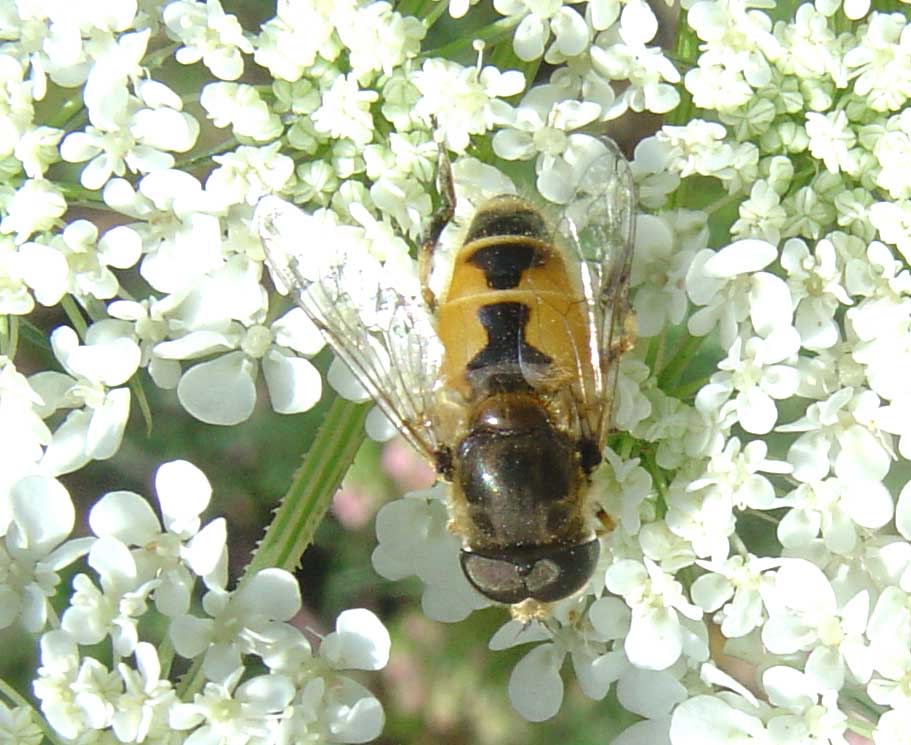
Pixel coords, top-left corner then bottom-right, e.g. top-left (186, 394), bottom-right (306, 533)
top-left (175, 138), bottom-right (241, 171)
top-left (744, 508), bottom-right (780, 526)
top-left (46, 95), bottom-right (85, 131)
top-left (422, 0), bottom-right (449, 28)
top-left (845, 717), bottom-right (875, 740)
top-left (176, 396), bottom-right (368, 698)
top-left (60, 295), bottom-right (89, 338)
top-left (0, 315), bottom-right (18, 359)
top-left (131, 374), bottom-right (154, 437)
top-left (420, 15), bottom-right (520, 60)
top-left (144, 42), bottom-right (180, 70)
top-left (242, 395), bottom-right (369, 579)
top-left (667, 374), bottom-right (711, 401)
top-left (657, 333), bottom-right (705, 390)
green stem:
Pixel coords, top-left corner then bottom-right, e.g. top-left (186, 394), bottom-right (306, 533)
top-left (666, 8), bottom-right (699, 210)
top-left (0, 315), bottom-right (18, 359)
top-left (46, 95), bottom-right (85, 131)
top-left (57, 183), bottom-right (106, 204)
top-left (640, 446), bottom-right (668, 502)
top-left (422, 0), bottom-right (449, 27)
top-left (157, 636), bottom-right (176, 681)
top-left (744, 508), bottom-right (780, 526)
top-left (144, 42), bottom-right (180, 71)
top-left (667, 8), bottom-right (698, 128)
top-left (241, 395), bottom-right (369, 579)
top-left (703, 190), bottom-right (745, 216)
top-left (657, 333), bottom-right (705, 390)
top-left (0, 678), bottom-right (67, 745)
top-left (644, 334), bottom-right (664, 375)
top-left (845, 717), bottom-right (875, 740)
top-left (420, 15), bottom-right (520, 60)
top-left (176, 396), bottom-right (367, 699)
top-left (132, 373), bottom-right (154, 436)
top-left (175, 138), bottom-right (241, 171)
top-left (730, 532), bottom-right (749, 558)
top-left (176, 656), bottom-right (205, 701)
top-left (60, 295), bottom-right (89, 338)
top-left (668, 374), bottom-right (710, 401)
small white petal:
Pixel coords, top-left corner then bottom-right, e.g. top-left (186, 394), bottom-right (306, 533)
top-left (514, 14), bottom-right (546, 61)
top-left (552, 7), bottom-right (589, 56)
top-left (572, 650), bottom-right (613, 700)
top-left (508, 644), bottom-right (564, 721)
top-left (492, 129), bottom-right (535, 161)
top-left (329, 694), bottom-right (385, 743)
top-left (177, 352), bottom-right (257, 425)
top-left (262, 349), bottom-right (322, 414)
top-left (778, 507), bottom-right (819, 548)
top-left (617, 668), bottom-right (686, 719)
top-left (805, 645), bottom-right (844, 691)
top-left (327, 357), bottom-right (371, 402)
top-left (626, 607), bottom-right (682, 670)
top-left (614, 718), bottom-right (672, 745)
top-left (18, 242), bottom-right (68, 305)
top-left (236, 568), bottom-right (301, 621)
top-left (156, 459), bottom-right (212, 535)
top-left (322, 608), bottom-right (391, 671)
top-left (89, 490), bottom-right (161, 544)
top-left (365, 406), bottom-right (396, 442)
top-left (703, 240), bottom-right (776, 277)
top-left (605, 560), bottom-right (648, 596)
top-left (763, 665), bottom-right (815, 709)
top-left (588, 596), bottom-right (632, 639)
top-left (774, 560), bottom-right (835, 613)
top-left (85, 387), bottom-right (130, 459)
top-left (98, 225), bottom-right (142, 269)
top-left (238, 673), bottom-right (295, 708)
top-left (843, 0), bottom-right (870, 19)
top-left (762, 613), bottom-right (814, 654)
top-left (842, 480), bottom-right (893, 529)
top-left (690, 573), bottom-right (733, 612)
top-left (271, 307), bottom-right (325, 356)
top-left (670, 695), bottom-right (766, 745)
top-left (749, 273), bottom-right (793, 336)
top-left (184, 518), bottom-right (227, 577)
top-left (89, 535), bottom-right (137, 589)
top-left (737, 388), bottom-right (778, 435)
top-left (169, 614), bottom-right (213, 658)
top-left (834, 426), bottom-right (890, 481)
top-left (896, 481), bottom-right (911, 540)
top-left (10, 475), bottom-right (74, 551)
top-left (620, 0), bottom-right (658, 45)
top-left (131, 109), bottom-right (199, 152)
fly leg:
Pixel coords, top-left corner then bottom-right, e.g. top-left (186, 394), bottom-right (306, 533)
top-left (419, 132), bottom-right (455, 313)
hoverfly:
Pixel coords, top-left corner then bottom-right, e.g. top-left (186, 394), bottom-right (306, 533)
top-left (256, 135), bottom-right (636, 612)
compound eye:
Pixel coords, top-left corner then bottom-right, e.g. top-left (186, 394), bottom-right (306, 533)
top-left (460, 539), bottom-right (600, 604)
top-left (524, 539), bottom-right (599, 602)
top-left (460, 551), bottom-right (528, 604)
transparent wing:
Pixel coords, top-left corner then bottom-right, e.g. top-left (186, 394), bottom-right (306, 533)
top-left (255, 196), bottom-right (443, 461)
top-left (555, 136), bottom-right (637, 446)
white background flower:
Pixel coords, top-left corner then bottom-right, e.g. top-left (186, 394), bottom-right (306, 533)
top-left (4, 1), bottom-right (911, 742)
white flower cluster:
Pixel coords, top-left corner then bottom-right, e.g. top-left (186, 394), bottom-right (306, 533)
top-left (0, 460), bottom-right (389, 744)
top-left (4, 0), bottom-right (911, 742)
top-left (364, 2), bottom-right (911, 743)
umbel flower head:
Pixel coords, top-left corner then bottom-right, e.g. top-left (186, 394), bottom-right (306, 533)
top-left (0, 1), bottom-right (908, 744)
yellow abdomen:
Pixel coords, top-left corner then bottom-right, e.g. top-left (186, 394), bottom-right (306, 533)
top-left (437, 233), bottom-right (595, 403)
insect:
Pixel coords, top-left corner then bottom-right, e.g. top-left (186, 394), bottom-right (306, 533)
top-left (256, 135), bottom-right (636, 612)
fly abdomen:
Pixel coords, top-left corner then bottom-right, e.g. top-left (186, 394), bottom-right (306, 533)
top-left (466, 302), bottom-right (551, 395)
top-left (454, 394), bottom-right (588, 548)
